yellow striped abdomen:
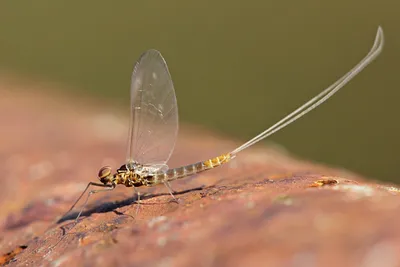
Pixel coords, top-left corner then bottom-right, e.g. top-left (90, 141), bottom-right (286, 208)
top-left (203, 153), bottom-right (232, 169)
top-left (150, 153), bottom-right (232, 185)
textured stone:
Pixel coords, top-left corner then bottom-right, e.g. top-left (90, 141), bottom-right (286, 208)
top-left (1, 79), bottom-right (400, 267)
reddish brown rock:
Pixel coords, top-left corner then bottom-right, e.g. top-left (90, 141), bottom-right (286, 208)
top-left (1, 79), bottom-right (400, 267)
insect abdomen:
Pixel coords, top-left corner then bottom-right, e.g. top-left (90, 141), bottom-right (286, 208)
top-left (151, 153), bottom-right (232, 185)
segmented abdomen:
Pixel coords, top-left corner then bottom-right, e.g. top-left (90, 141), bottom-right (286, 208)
top-left (150, 153), bottom-right (232, 185)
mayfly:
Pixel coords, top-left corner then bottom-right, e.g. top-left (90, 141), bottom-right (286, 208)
top-left (63, 27), bottom-right (384, 224)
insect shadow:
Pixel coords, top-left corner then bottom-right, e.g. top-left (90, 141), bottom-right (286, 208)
top-left (56, 186), bottom-right (205, 224)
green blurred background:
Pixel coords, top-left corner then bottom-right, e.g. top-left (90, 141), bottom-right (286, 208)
top-left (0, 1), bottom-right (398, 182)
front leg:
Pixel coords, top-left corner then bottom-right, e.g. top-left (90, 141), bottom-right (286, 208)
top-left (60, 182), bottom-right (110, 220)
top-left (74, 183), bottom-right (116, 223)
top-left (52, 182), bottom-right (115, 250)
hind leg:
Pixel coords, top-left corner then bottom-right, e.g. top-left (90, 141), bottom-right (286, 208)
top-left (163, 181), bottom-right (179, 203)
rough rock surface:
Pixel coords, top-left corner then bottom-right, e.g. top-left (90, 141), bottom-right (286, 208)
top-left (1, 80), bottom-right (400, 267)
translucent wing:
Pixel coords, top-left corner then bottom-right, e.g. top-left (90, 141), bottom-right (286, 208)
top-left (126, 49), bottom-right (179, 168)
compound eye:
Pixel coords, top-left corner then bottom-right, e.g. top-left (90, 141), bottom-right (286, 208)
top-left (98, 166), bottom-right (112, 179)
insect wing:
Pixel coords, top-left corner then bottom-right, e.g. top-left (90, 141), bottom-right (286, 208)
top-left (126, 50), bottom-right (179, 168)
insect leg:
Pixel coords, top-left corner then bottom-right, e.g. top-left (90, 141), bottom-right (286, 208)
top-left (74, 184), bottom-right (116, 223)
top-left (51, 183), bottom-right (115, 250)
top-left (60, 182), bottom-right (107, 220)
top-left (133, 187), bottom-right (141, 216)
top-left (163, 181), bottom-right (178, 201)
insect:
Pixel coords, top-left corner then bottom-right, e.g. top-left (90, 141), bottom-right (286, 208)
top-left (63, 27), bottom-right (384, 224)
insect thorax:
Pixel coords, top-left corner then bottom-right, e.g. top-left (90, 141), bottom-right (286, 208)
top-left (115, 163), bottom-right (154, 187)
